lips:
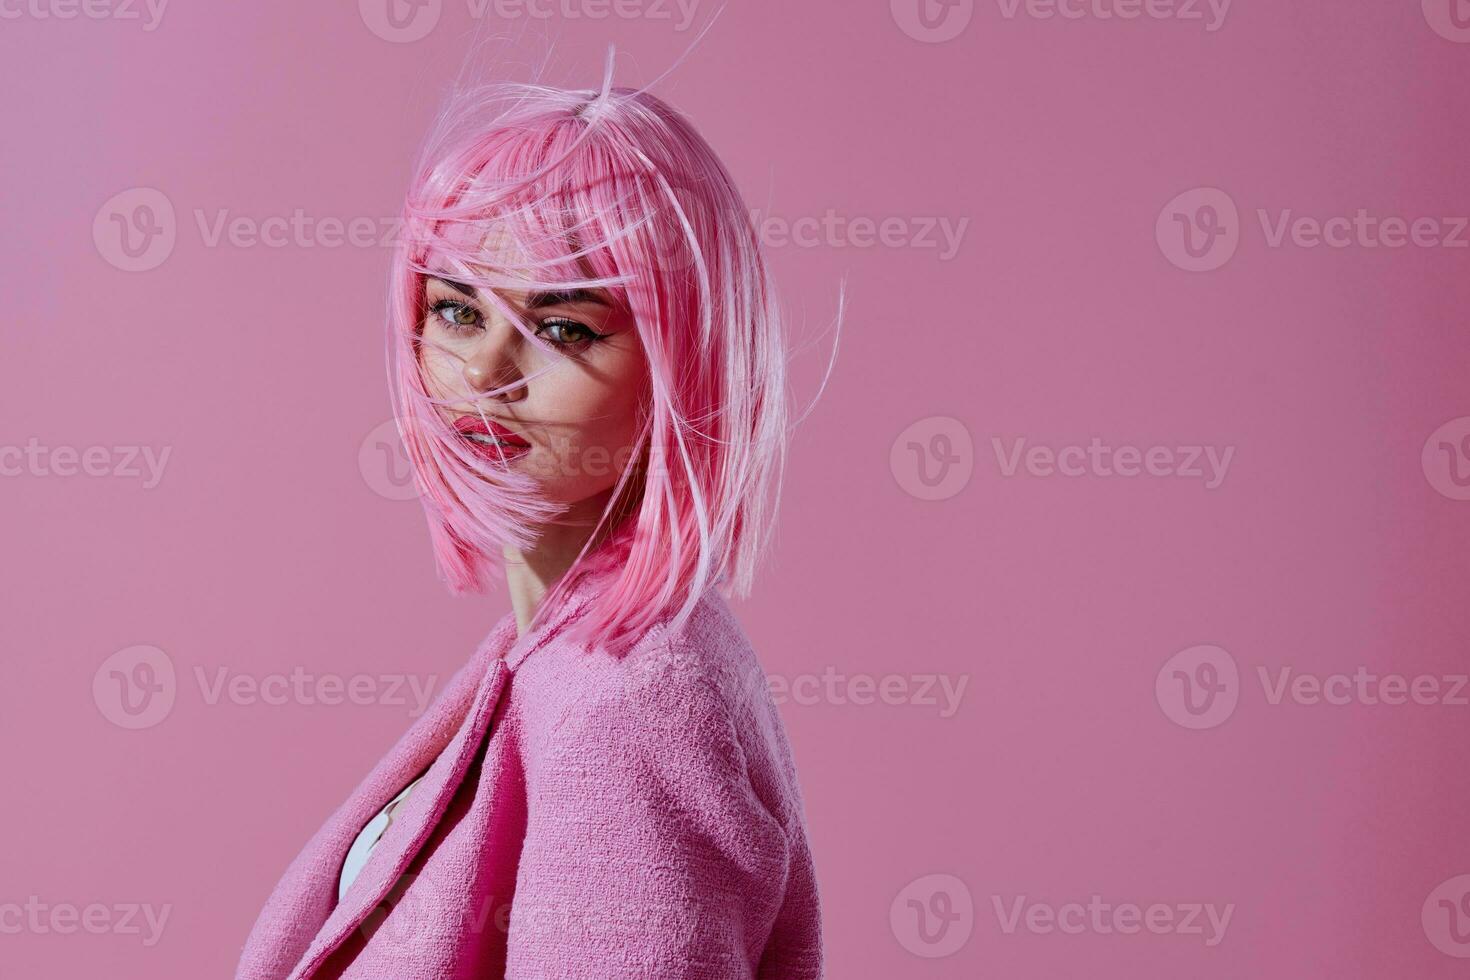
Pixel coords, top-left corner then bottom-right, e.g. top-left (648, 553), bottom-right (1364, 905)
top-left (451, 414), bottom-right (532, 463)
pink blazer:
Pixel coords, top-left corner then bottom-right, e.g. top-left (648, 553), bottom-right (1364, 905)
top-left (234, 563), bottom-right (823, 979)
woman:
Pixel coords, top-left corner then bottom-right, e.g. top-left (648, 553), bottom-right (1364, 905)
top-left (234, 67), bottom-right (824, 979)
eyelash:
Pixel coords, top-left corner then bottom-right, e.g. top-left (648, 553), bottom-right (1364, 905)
top-left (426, 299), bottom-right (608, 349)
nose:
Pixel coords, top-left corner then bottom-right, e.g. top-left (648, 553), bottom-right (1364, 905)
top-left (462, 319), bottom-right (525, 402)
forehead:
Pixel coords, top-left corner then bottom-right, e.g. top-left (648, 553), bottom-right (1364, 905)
top-left (425, 261), bottom-right (611, 313)
top-left (478, 220), bottom-right (537, 268)
top-left (429, 221), bottom-right (532, 284)
top-left (424, 213), bottom-right (615, 308)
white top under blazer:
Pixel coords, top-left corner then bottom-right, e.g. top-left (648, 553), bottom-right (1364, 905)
top-left (336, 773), bottom-right (427, 901)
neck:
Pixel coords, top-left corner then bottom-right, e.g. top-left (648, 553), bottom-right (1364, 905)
top-left (501, 492), bottom-right (616, 638)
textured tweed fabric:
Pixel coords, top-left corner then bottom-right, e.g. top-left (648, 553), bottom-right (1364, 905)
top-left (234, 561), bottom-right (823, 979)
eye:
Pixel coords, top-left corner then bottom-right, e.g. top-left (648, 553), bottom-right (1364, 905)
top-left (428, 299), bottom-right (482, 334)
top-left (536, 317), bottom-right (607, 349)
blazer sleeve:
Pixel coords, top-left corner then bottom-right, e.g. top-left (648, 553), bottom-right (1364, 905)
top-left (503, 642), bottom-right (794, 979)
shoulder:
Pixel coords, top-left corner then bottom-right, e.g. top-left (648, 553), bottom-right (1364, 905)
top-left (513, 587), bottom-right (762, 724)
top-left (509, 588), bottom-right (801, 833)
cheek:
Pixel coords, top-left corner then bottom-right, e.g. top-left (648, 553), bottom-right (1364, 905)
top-left (542, 374), bottom-right (639, 451)
top-left (531, 351), bottom-right (646, 487)
top-left (416, 336), bottom-right (465, 397)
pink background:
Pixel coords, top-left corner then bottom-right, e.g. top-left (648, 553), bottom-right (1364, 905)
top-left (3, 0), bottom-right (1469, 976)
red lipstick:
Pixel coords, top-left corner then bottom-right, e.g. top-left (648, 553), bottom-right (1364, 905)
top-left (452, 414), bottom-right (532, 464)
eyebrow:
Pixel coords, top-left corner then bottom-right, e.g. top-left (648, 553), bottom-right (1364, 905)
top-left (427, 275), bottom-right (611, 310)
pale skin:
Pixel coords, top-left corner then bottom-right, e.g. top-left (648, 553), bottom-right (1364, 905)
top-left (416, 244), bottom-right (648, 638)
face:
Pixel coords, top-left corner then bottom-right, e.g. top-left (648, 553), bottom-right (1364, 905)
top-left (415, 233), bottom-right (648, 517)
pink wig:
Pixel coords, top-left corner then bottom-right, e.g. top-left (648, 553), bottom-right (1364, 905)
top-left (385, 66), bottom-right (791, 654)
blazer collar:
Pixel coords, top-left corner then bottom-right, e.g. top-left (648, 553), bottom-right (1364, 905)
top-left (275, 546), bottom-right (626, 980)
top-left (503, 555), bottom-right (620, 669)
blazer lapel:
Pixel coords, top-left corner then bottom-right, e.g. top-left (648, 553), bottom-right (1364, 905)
top-left (282, 620), bottom-right (516, 980)
top-left (238, 613), bottom-right (514, 980)
top-left (282, 573), bottom-right (609, 980)
top-left (239, 551), bottom-right (626, 980)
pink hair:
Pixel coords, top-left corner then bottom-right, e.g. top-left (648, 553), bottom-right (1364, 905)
top-left (385, 66), bottom-right (792, 655)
